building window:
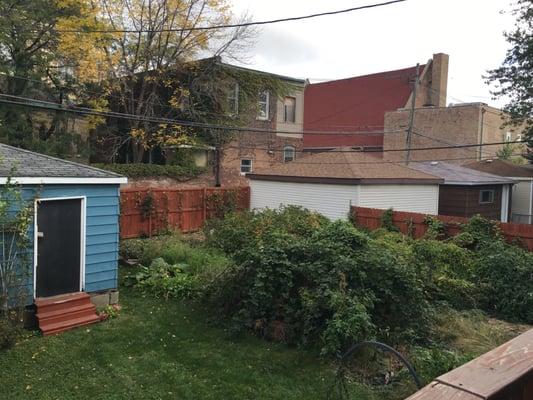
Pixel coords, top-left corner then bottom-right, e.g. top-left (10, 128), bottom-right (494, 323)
top-left (240, 159), bottom-right (252, 173)
top-left (228, 83), bottom-right (239, 115)
top-left (479, 189), bottom-right (495, 204)
top-left (283, 146), bottom-right (295, 162)
top-left (257, 90), bottom-right (269, 120)
top-left (284, 96), bottom-right (296, 123)
top-left (505, 131), bottom-right (512, 141)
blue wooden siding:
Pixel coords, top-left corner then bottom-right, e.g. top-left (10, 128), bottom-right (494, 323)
top-left (22, 184), bottom-right (121, 298)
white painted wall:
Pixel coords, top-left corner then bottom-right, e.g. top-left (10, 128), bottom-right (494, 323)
top-left (250, 180), bottom-right (359, 220)
top-left (510, 179), bottom-right (533, 224)
top-left (250, 180), bottom-right (440, 220)
top-left (358, 184), bottom-right (439, 215)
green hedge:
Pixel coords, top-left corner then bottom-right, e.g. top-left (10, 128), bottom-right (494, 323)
top-left (92, 163), bottom-right (206, 179)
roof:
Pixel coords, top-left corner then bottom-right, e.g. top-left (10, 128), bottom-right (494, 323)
top-left (216, 60), bottom-right (307, 85)
top-left (0, 143), bottom-right (127, 184)
top-left (407, 328), bottom-right (533, 400)
top-left (464, 159), bottom-right (533, 179)
top-left (247, 150), bottom-right (442, 185)
top-left (303, 65), bottom-right (423, 148)
top-left (408, 161), bottom-right (514, 185)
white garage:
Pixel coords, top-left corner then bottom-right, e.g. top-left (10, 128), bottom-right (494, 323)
top-left (248, 150), bottom-right (442, 220)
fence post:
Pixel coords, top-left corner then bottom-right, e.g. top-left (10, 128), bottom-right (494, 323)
top-left (203, 187), bottom-right (208, 224)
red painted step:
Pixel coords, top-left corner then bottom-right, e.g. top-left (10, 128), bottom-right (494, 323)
top-left (35, 292), bottom-right (100, 336)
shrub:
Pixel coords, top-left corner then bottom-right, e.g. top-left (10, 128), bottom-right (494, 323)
top-left (92, 163), bottom-right (206, 179)
top-left (411, 240), bottom-right (477, 309)
top-left (120, 239), bottom-right (146, 260)
top-left (474, 241), bottom-right (533, 323)
top-left (206, 212), bottom-right (432, 355)
top-left (0, 319), bottom-right (19, 351)
top-left (133, 258), bottom-right (199, 299)
top-left (410, 346), bottom-right (474, 385)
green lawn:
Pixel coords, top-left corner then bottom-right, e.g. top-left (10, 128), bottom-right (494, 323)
top-left (0, 288), bottom-right (375, 400)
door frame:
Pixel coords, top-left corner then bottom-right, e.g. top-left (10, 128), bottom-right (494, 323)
top-left (33, 196), bottom-right (87, 299)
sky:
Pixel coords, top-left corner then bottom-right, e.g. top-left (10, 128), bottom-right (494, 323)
top-left (228, 0), bottom-right (517, 108)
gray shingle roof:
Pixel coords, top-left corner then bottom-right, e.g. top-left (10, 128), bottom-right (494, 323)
top-left (409, 161), bottom-right (514, 185)
top-left (0, 143), bottom-right (123, 178)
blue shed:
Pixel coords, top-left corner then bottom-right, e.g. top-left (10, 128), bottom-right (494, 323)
top-left (0, 144), bottom-right (127, 334)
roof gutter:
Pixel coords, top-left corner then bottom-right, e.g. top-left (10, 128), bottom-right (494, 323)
top-left (247, 174), bottom-right (443, 185)
top-left (0, 177), bottom-right (128, 185)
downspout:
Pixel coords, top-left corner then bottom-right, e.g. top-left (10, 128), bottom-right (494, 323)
top-left (478, 107), bottom-right (486, 160)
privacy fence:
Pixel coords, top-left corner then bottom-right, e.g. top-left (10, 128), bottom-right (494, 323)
top-left (120, 187), bottom-right (250, 239)
top-left (352, 206), bottom-right (533, 251)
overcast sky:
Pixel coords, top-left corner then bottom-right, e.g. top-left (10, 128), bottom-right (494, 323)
top-left (228, 0), bottom-right (517, 108)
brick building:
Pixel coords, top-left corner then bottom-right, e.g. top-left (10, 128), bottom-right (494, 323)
top-left (302, 53), bottom-right (527, 164)
top-left (219, 65), bottom-right (307, 185)
top-left (303, 53), bottom-right (449, 151)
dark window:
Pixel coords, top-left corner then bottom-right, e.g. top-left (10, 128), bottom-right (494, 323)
top-left (284, 97), bottom-right (296, 123)
top-left (240, 159), bottom-right (252, 173)
top-left (228, 83), bottom-right (239, 115)
top-left (479, 189), bottom-right (495, 204)
top-left (283, 146), bottom-right (295, 162)
top-left (257, 91), bottom-right (269, 120)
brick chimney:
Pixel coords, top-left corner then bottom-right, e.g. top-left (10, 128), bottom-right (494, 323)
top-left (429, 53), bottom-right (449, 107)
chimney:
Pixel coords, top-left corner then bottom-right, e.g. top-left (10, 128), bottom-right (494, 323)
top-left (429, 53), bottom-right (449, 107)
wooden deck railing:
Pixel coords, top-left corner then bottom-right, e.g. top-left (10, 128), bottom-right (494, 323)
top-left (405, 329), bottom-right (533, 399)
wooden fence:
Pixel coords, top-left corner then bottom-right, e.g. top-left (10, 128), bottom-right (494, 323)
top-left (120, 187), bottom-right (250, 239)
top-left (352, 206), bottom-right (533, 251)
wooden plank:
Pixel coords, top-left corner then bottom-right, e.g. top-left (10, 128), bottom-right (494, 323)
top-left (436, 329), bottom-right (533, 399)
top-left (405, 381), bottom-right (482, 400)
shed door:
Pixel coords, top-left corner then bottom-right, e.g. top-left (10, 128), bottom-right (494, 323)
top-left (36, 199), bottom-right (82, 298)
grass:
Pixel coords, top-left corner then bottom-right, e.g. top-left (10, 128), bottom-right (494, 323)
top-left (0, 287), bottom-right (377, 400)
top-left (1, 291), bottom-right (527, 400)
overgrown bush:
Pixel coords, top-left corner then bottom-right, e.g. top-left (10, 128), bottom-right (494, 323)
top-left (92, 163), bottom-right (206, 179)
top-left (120, 239), bottom-right (146, 260)
top-left (0, 319), bottom-right (19, 350)
top-left (125, 233), bottom-right (232, 298)
top-left (205, 208), bottom-right (432, 355)
top-left (133, 258), bottom-right (199, 299)
top-left (474, 241), bottom-right (533, 323)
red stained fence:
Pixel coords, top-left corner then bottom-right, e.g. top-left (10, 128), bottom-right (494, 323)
top-left (352, 206), bottom-right (533, 251)
top-left (120, 187), bottom-right (250, 239)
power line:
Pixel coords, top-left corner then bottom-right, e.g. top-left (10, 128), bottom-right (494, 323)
top-left (224, 139), bottom-right (526, 154)
top-left (0, 92), bottom-right (526, 154)
top-left (44, 1), bottom-right (407, 34)
top-left (0, 93), bottom-right (401, 136)
top-left (225, 150), bottom-right (526, 166)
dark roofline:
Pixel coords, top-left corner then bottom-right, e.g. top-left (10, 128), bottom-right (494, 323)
top-left (308, 64), bottom-right (423, 87)
top-left (215, 60), bottom-right (307, 85)
top-left (0, 143), bottom-right (124, 178)
top-left (247, 174), bottom-right (443, 185)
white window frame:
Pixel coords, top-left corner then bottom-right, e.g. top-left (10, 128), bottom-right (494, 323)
top-left (479, 189), bottom-right (495, 204)
top-left (240, 158), bottom-right (253, 174)
top-left (257, 90), bottom-right (270, 120)
top-left (283, 96), bottom-right (296, 123)
top-left (228, 82), bottom-right (239, 116)
top-left (505, 131), bottom-right (512, 142)
top-left (283, 145), bottom-right (295, 163)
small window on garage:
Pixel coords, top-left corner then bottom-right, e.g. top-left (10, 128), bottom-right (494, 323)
top-left (240, 159), bottom-right (252, 173)
top-left (283, 146), bottom-right (295, 162)
top-left (479, 189), bottom-right (495, 204)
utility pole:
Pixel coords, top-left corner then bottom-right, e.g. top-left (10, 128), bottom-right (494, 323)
top-left (405, 63), bottom-right (420, 165)
top-left (214, 145), bottom-right (221, 187)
